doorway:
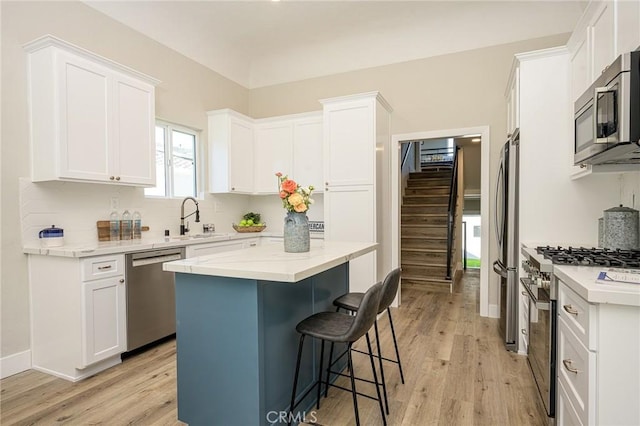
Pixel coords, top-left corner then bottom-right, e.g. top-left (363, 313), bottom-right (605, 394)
top-left (391, 126), bottom-right (491, 317)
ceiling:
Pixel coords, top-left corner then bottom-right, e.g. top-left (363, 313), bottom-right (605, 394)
top-left (85, 1), bottom-right (585, 89)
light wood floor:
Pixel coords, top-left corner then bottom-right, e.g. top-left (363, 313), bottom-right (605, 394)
top-left (1, 271), bottom-right (547, 425)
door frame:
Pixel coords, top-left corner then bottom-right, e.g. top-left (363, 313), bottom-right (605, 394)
top-left (391, 125), bottom-right (491, 317)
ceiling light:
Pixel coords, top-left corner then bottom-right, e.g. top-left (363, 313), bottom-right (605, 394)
top-left (471, 138), bottom-right (481, 143)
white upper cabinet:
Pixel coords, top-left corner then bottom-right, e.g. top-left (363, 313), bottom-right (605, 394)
top-left (292, 115), bottom-right (323, 190)
top-left (25, 36), bottom-right (158, 186)
top-left (322, 96), bottom-right (377, 187)
top-left (253, 120), bottom-right (294, 193)
top-left (208, 109), bottom-right (255, 194)
top-left (208, 109), bottom-right (322, 194)
top-left (568, 0), bottom-right (640, 103)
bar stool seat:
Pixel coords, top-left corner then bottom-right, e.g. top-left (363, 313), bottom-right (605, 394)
top-left (288, 282), bottom-right (387, 426)
top-left (332, 268), bottom-right (404, 415)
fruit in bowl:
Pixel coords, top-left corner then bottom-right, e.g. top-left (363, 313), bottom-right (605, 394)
top-left (233, 212), bottom-right (266, 233)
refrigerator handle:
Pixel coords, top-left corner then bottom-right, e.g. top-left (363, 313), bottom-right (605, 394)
top-left (494, 163), bottom-right (504, 247)
top-left (492, 260), bottom-right (508, 278)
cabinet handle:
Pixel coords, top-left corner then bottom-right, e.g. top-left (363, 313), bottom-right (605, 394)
top-left (249, 243), bottom-right (257, 247)
top-left (563, 304), bottom-right (579, 316)
top-left (562, 359), bottom-right (580, 374)
top-left (521, 291), bottom-right (528, 296)
top-left (97, 265), bottom-right (112, 270)
top-left (119, 279), bottom-right (125, 284)
top-left (115, 176), bottom-right (121, 181)
top-left (110, 176), bottom-right (115, 180)
top-left (521, 329), bottom-right (527, 335)
top-left (579, 164), bottom-right (587, 169)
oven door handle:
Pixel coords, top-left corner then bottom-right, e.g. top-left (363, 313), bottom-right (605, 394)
top-left (521, 277), bottom-right (550, 311)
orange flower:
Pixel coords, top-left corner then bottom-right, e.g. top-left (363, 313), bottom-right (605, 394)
top-left (294, 203), bottom-right (308, 213)
top-left (281, 179), bottom-right (297, 193)
top-left (279, 191), bottom-right (287, 199)
top-left (288, 192), bottom-right (304, 206)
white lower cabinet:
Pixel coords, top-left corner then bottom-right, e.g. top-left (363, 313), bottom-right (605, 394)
top-left (556, 280), bottom-right (640, 425)
top-left (29, 254), bottom-right (126, 381)
top-left (81, 274), bottom-right (127, 367)
top-left (186, 238), bottom-right (259, 258)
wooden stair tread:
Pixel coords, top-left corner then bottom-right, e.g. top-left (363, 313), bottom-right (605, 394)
top-left (401, 260), bottom-right (447, 267)
top-left (401, 213), bottom-right (447, 217)
top-left (401, 235), bottom-right (447, 239)
top-left (401, 224), bottom-right (447, 228)
top-left (401, 247), bottom-right (447, 253)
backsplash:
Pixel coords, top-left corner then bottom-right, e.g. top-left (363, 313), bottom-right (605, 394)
top-left (247, 194), bottom-right (324, 234)
top-left (19, 178), bottom-right (250, 246)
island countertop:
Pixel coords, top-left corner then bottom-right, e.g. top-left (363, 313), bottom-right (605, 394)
top-left (162, 240), bottom-right (377, 282)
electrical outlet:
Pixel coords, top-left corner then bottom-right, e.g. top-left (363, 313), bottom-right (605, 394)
top-left (110, 197), bottom-right (119, 210)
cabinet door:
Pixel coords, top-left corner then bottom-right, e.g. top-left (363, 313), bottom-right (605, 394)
top-left (293, 117), bottom-right (323, 190)
top-left (323, 100), bottom-right (374, 187)
top-left (591, 2), bottom-right (615, 79)
top-left (229, 117), bottom-right (254, 193)
top-left (112, 74), bottom-right (155, 185)
top-left (81, 275), bottom-right (126, 367)
top-left (57, 52), bottom-right (111, 182)
top-left (570, 35), bottom-right (590, 103)
top-left (324, 185), bottom-right (376, 292)
top-left (616, 0), bottom-right (640, 56)
top-left (254, 121), bottom-right (293, 193)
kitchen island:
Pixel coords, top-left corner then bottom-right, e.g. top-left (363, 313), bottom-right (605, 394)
top-left (163, 240), bottom-right (377, 426)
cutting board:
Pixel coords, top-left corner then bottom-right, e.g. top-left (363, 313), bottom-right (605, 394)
top-left (96, 221), bottom-right (149, 241)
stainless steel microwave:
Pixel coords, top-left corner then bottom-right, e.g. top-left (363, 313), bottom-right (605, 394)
top-left (574, 50), bottom-right (640, 165)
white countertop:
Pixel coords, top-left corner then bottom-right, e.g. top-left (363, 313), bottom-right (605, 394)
top-left (23, 232), bottom-right (323, 258)
top-left (162, 240), bottom-right (377, 283)
top-left (554, 265), bottom-right (640, 307)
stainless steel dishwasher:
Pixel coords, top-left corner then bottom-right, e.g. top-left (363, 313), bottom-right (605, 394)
top-left (125, 247), bottom-right (185, 351)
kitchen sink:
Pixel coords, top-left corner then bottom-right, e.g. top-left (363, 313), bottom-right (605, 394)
top-left (170, 233), bottom-right (228, 241)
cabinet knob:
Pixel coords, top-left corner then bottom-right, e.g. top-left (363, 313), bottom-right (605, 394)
top-left (110, 176), bottom-right (115, 180)
top-left (115, 176), bottom-right (121, 181)
top-left (521, 291), bottom-right (527, 296)
top-left (521, 329), bottom-right (527, 335)
top-left (119, 278), bottom-right (125, 284)
top-left (231, 187), bottom-right (235, 191)
top-left (325, 182), bottom-right (329, 186)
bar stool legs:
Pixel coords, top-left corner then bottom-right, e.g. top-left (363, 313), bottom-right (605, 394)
top-left (365, 333), bottom-right (387, 425)
top-left (387, 309), bottom-right (405, 384)
top-left (289, 335), bottom-right (305, 426)
top-left (346, 343), bottom-right (359, 425)
top-left (373, 320), bottom-right (390, 414)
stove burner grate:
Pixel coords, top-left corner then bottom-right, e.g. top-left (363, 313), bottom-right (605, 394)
top-left (536, 246), bottom-right (640, 268)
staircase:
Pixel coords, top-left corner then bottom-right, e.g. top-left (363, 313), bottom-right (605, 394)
top-left (401, 168), bottom-right (455, 291)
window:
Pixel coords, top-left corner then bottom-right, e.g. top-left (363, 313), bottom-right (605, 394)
top-left (145, 121), bottom-right (199, 198)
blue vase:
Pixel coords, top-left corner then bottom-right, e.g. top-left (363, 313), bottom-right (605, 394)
top-left (283, 211), bottom-right (310, 253)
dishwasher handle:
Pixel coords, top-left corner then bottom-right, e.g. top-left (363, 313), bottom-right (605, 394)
top-left (129, 249), bottom-right (184, 267)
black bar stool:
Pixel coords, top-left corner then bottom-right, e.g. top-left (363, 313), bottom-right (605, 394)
top-left (332, 267), bottom-right (404, 415)
top-left (288, 282), bottom-right (386, 426)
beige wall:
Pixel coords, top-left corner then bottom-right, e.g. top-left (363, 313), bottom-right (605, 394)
top-left (461, 143), bottom-right (482, 193)
top-left (1, 1), bottom-right (249, 358)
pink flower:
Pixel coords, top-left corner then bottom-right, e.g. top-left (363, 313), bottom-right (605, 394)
top-left (279, 191), bottom-right (287, 199)
top-left (281, 179), bottom-right (297, 193)
top-left (275, 172), bottom-right (282, 177)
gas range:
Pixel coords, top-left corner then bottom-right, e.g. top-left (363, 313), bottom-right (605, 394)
top-left (534, 246), bottom-right (640, 268)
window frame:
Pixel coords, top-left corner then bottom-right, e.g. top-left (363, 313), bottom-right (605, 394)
top-left (145, 120), bottom-right (202, 199)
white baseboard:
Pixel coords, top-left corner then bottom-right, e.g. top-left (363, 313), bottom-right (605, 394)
top-left (1, 350), bottom-right (31, 379)
top-left (488, 303), bottom-right (500, 318)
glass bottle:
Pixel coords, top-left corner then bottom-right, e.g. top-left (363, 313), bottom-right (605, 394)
top-left (121, 210), bottom-right (132, 240)
top-left (109, 211), bottom-right (120, 241)
top-left (133, 211), bottom-right (142, 239)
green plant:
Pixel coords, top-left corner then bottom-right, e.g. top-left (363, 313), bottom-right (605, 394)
top-left (243, 212), bottom-right (261, 223)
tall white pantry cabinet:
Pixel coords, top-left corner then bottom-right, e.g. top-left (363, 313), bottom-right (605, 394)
top-left (321, 92), bottom-right (392, 292)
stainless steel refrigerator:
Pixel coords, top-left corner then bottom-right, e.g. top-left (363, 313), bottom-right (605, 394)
top-left (492, 129), bottom-right (519, 352)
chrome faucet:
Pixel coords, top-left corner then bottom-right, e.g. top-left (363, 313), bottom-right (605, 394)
top-left (180, 197), bottom-right (200, 235)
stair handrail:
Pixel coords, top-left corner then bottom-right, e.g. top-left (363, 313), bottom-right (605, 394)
top-left (445, 147), bottom-right (461, 280)
top-left (400, 141), bottom-right (415, 170)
